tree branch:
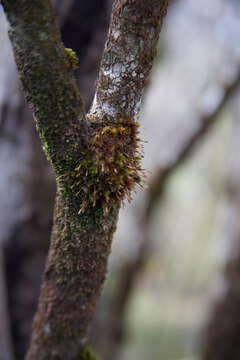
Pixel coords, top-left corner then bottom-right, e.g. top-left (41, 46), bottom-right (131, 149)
top-left (1, 1), bottom-right (114, 357)
top-left (89, 0), bottom-right (168, 121)
top-left (2, 0), bottom-right (169, 358)
top-left (2, 0), bottom-right (86, 175)
top-left (146, 70), bottom-right (240, 221)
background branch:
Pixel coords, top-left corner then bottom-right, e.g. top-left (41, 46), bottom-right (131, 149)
top-left (97, 69), bottom-right (240, 360)
top-left (0, 245), bottom-right (14, 360)
top-left (146, 70), bottom-right (240, 220)
top-left (202, 90), bottom-right (240, 360)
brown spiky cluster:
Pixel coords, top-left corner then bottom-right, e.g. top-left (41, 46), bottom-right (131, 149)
top-left (69, 118), bottom-right (145, 214)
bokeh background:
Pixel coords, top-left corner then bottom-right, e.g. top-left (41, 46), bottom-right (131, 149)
top-left (1, 1), bottom-right (240, 359)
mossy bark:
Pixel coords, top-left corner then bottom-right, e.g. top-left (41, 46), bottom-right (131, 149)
top-left (26, 191), bottom-right (119, 359)
top-left (2, 0), bottom-right (168, 358)
top-left (2, 0), bottom-right (86, 176)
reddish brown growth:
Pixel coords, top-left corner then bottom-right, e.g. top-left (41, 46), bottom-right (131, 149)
top-left (72, 118), bottom-right (145, 214)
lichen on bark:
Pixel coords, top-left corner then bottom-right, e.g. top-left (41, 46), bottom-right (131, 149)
top-left (90, 0), bottom-right (168, 121)
top-left (1, 0), bottom-right (169, 358)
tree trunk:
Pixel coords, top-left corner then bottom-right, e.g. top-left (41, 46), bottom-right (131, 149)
top-left (2, 0), bottom-right (168, 358)
top-left (0, 1), bottom-right (112, 358)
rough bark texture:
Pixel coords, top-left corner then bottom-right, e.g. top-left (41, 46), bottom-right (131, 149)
top-left (1, 1), bottom-right (113, 358)
top-left (2, 0), bottom-right (168, 358)
top-left (90, 0), bottom-right (168, 121)
top-left (26, 193), bottom-right (119, 359)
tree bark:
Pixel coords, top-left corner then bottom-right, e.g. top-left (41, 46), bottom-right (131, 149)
top-left (2, 0), bottom-right (168, 358)
top-left (1, 1), bottom-right (112, 358)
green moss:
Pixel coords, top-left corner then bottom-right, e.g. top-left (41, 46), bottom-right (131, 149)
top-left (79, 346), bottom-right (99, 360)
top-left (57, 118), bottom-right (145, 215)
top-left (64, 48), bottom-right (79, 70)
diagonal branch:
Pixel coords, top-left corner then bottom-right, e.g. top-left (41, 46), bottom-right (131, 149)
top-left (88, 0), bottom-right (168, 121)
top-left (2, 0), bottom-right (86, 175)
top-left (146, 71), bottom-right (240, 220)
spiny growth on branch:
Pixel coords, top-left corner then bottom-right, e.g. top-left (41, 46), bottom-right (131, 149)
top-left (58, 117), bottom-right (145, 215)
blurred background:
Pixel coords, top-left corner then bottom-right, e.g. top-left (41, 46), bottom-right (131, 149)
top-left (1, 0), bottom-right (240, 359)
